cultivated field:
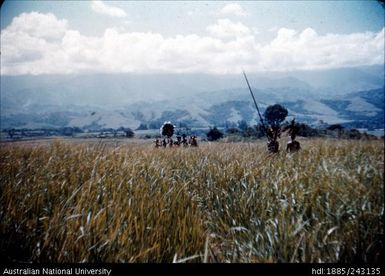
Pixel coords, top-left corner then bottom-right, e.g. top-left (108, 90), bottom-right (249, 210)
top-left (0, 138), bottom-right (383, 262)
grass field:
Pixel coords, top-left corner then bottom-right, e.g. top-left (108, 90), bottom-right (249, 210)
top-left (0, 138), bottom-right (383, 263)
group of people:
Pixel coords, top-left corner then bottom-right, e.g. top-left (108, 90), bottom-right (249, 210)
top-left (154, 134), bottom-right (198, 148)
top-left (266, 119), bottom-right (301, 153)
top-left (155, 119), bottom-right (300, 152)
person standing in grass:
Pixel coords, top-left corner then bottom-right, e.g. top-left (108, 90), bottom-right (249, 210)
top-left (285, 119), bottom-right (301, 153)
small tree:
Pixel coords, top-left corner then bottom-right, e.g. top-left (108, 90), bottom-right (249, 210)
top-left (125, 128), bottom-right (134, 138)
top-left (207, 127), bottom-right (224, 141)
top-left (118, 127), bottom-right (134, 138)
top-left (62, 127), bottom-right (74, 136)
top-left (264, 104), bottom-right (288, 128)
top-left (297, 123), bottom-right (319, 137)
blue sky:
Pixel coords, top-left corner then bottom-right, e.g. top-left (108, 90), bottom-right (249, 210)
top-left (1, 1), bottom-right (384, 75)
top-left (2, 1), bottom-right (384, 35)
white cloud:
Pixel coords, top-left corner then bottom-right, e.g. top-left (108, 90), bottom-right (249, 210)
top-left (207, 19), bottom-right (251, 39)
top-left (262, 27), bottom-right (385, 70)
top-left (268, 26), bottom-right (279, 33)
top-left (220, 3), bottom-right (248, 17)
top-left (91, 0), bottom-right (126, 17)
top-left (252, 27), bottom-right (260, 35)
top-left (1, 12), bottom-right (384, 75)
top-left (5, 12), bottom-right (68, 41)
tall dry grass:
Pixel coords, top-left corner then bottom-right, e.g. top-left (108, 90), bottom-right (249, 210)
top-left (0, 138), bottom-right (383, 262)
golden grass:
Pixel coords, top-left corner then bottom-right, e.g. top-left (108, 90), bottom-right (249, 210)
top-left (0, 138), bottom-right (383, 263)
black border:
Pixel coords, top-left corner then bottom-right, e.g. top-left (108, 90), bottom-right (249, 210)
top-left (1, 263), bottom-right (385, 276)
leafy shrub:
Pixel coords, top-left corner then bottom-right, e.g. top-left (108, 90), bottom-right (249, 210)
top-left (206, 127), bottom-right (224, 141)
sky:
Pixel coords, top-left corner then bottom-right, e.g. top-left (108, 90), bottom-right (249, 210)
top-left (0, 0), bottom-right (384, 75)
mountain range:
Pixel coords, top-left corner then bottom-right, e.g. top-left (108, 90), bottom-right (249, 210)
top-left (1, 65), bottom-right (384, 134)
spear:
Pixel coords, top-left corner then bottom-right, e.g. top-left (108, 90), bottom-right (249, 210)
top-left (242, 71), bottom-right (267, 132)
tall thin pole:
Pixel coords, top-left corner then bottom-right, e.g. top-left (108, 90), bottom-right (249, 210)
top-left (242, 71), bottom-right (266, 130)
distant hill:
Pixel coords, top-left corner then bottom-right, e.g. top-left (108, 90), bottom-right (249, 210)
top-left (1, 65), bottom-right (383, 133)
top-left (322, 88), bottom-right (384, 130)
